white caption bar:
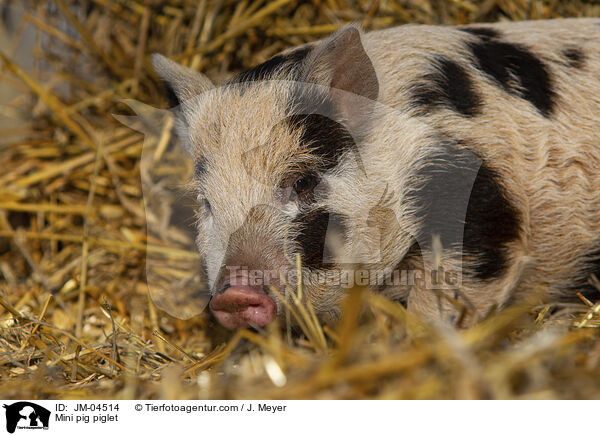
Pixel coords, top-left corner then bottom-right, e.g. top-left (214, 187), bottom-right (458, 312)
top-left (0, 400), bottom-right (594, 435)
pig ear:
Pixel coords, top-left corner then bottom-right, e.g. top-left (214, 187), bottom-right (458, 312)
top-left (152, 54), bottom-right (214, 153)
top-left (151, 53), bottom-right (214, 107)
top-left (301, 24), bottom-right (379, 134)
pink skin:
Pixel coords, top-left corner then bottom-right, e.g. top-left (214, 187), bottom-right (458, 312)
top-left (209, 268), bottom-right (279, 329)
top-left (210, 285), bottom-right (277, 329)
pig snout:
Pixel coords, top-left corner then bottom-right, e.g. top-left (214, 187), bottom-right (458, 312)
top-left (209, 273), bottom-right (277, 329)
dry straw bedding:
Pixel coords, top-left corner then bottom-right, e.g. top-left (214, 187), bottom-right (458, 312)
top-left (1, 0), bottom-right (600, 400)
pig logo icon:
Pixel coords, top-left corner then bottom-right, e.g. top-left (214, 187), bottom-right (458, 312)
top-left (2, 402), bottom-right (50, 433)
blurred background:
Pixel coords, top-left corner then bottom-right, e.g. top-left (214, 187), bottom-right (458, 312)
top-left (1, 0), bottom-right (600, 399)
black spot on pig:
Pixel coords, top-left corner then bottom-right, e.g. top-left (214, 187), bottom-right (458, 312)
top-left (286, 80), bottom-right (367, 175)
top-left (459, 27), bottom-right (501, 39)
top-left (463, 158), bottom-right (521, 279)
top-left (288, 113), bottom-right (356, 171)
top-left (409, 57), bottom-right (482, 117)
top-left (467, 38), bottom-right (556, 117)
top-left (562, 47), bottom-right (585, 69)
top-left (230, 46), bottom-right (311, 83)
top-left (410, 139), bottom-right (520, 280)
top-left (293, 209), bottom-right (347, 268)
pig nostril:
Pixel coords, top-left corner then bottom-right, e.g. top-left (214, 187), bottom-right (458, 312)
top-left (219, 283), bottom-right (231, 294)
top-left (210, 285), bottom-right (277, 329)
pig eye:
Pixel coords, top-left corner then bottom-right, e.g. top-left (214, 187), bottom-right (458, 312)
top-left (200, 198), bottom-right (212, 215)
top-left (293, 173), bottom-right (318, 196)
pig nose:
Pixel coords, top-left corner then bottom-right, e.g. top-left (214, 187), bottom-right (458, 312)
top-left (209, 285), bottom-right (277, 330)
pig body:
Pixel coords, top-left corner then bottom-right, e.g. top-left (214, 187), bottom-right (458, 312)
top-left (152, 18), bottom-right (600, 328)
